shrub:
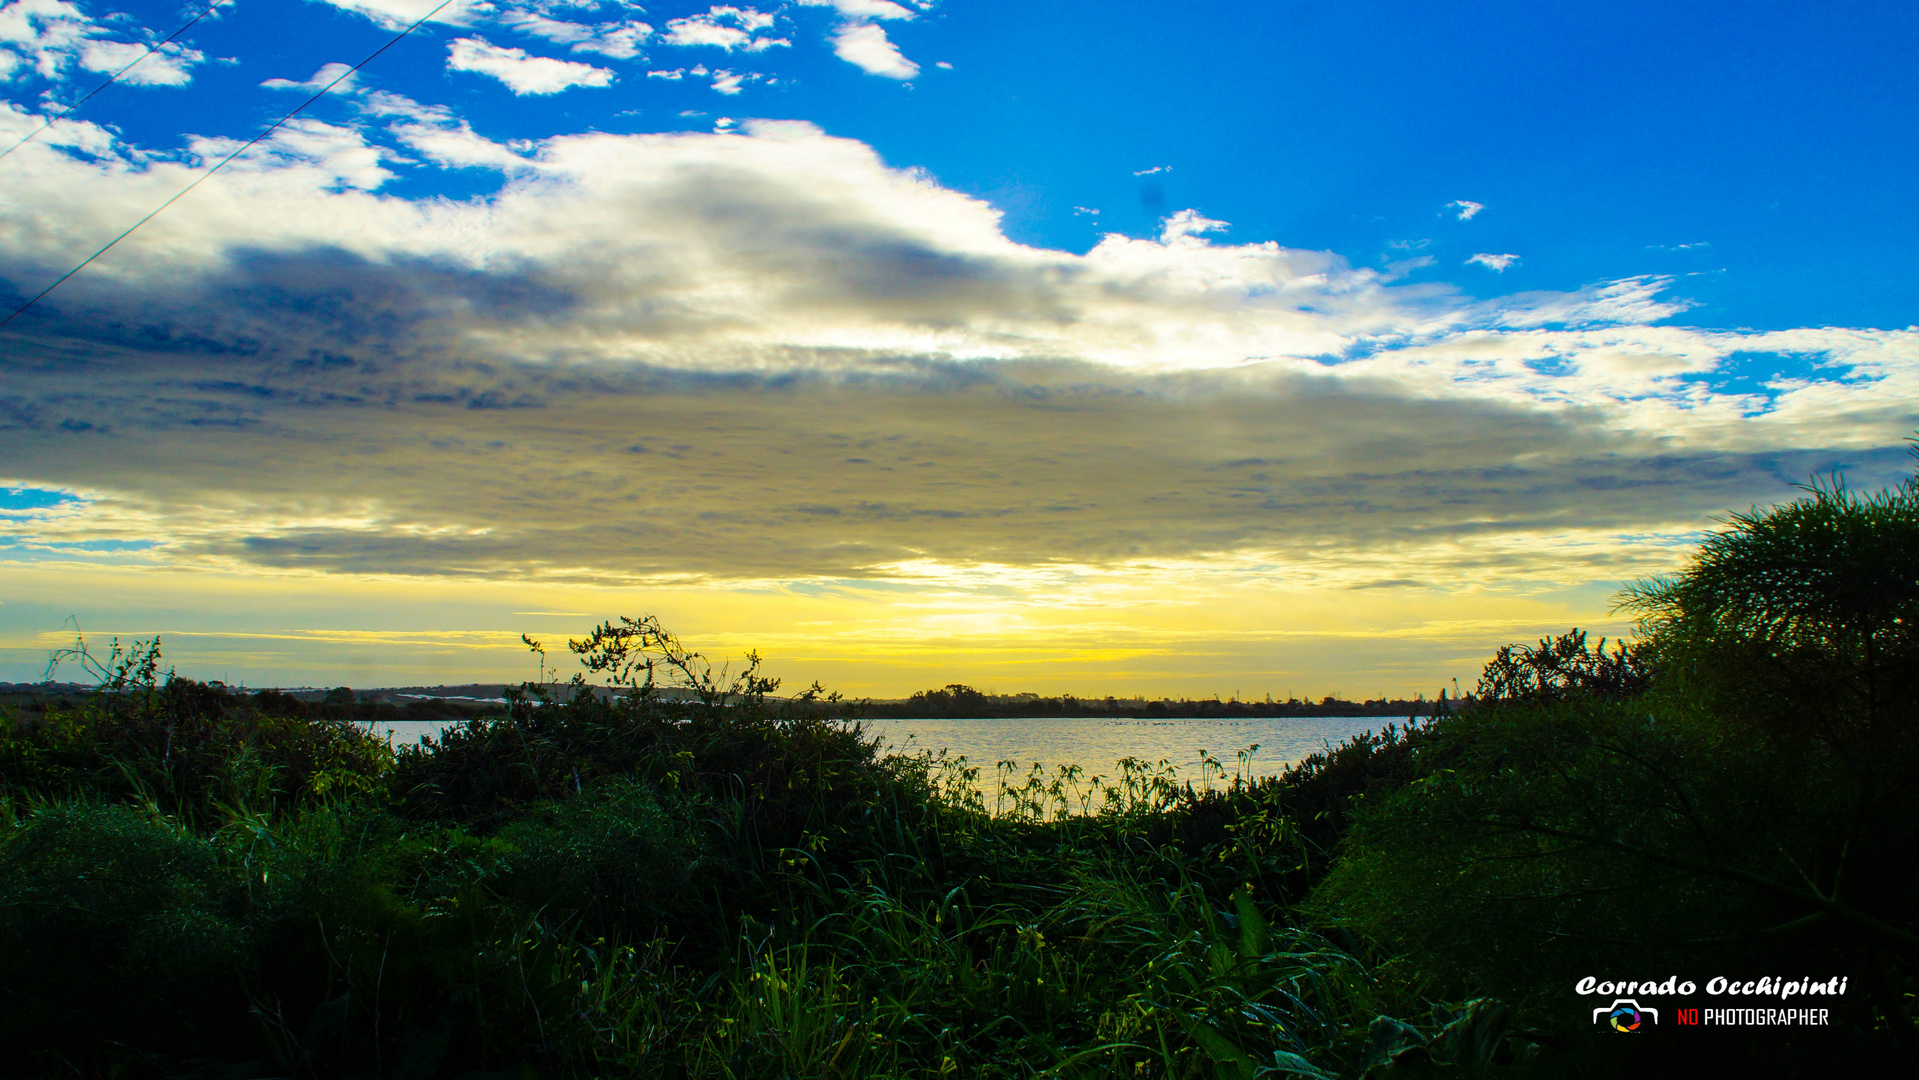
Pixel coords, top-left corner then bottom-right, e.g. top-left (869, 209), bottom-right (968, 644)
top-left (0, 662), bottom-right (395, 824)
top-left (493, 778), bottom-right (716, 940)
top-left (0, 802), bottom-right (251, 1071)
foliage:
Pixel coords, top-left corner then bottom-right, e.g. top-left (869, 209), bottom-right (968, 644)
top-left (0, 641), bottom-right (396, 827)
top-left (0, 802), bottom-right (251, 1064)
top-left (1470, 630), bottom-right (1652, 706)
top-left (0, 627), bottom-right (1476, 1079)
top-left (905, 682), bottom-right (991, 715)
top-left (1313, 472), bottom-right (1919, 1074)
top-left (1619, 476), bottom-right (1919, 735)
top-left (10, 460), bottom-right (1919, 1079)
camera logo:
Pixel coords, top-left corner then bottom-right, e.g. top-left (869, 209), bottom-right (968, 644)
top-left (1594, 998), bottom-right (1658, 1032)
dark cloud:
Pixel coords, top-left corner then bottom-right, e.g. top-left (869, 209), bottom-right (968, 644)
top-left (2, 328), bottom-right (1905, 584)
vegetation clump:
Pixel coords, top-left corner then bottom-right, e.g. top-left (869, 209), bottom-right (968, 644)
top-left (1, 474), bottom-right (1915, 1077)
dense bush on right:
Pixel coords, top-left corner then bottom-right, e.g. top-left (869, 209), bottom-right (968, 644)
top-left (1310, 472), bottom-right (1919, 1074)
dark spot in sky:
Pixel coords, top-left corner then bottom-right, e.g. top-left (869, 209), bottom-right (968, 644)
top-left (1139, 180), bottom-right (1166, 216)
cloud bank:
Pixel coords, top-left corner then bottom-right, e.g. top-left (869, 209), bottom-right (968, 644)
top-left (1, 112), bottom-right (1915, 597)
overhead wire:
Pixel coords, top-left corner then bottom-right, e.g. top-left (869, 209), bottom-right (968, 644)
top-left (0, 0), bottom-right (459, 330)
top-left (0, 0), bottom-right (235, 164)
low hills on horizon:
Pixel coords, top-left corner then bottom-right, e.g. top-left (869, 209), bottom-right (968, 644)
top-left (0, 679), bottom-right (1440, 720)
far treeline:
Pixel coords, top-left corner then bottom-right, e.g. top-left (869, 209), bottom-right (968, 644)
top-left (0, 462), bottom-right (1914, 1078)
top-left (879, 688), bottom-right (1441, 719)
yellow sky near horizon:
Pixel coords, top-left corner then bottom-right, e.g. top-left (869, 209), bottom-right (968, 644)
top-left (3, 549), bottom-right (1648, 698)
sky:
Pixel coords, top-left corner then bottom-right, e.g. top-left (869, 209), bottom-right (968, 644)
top-left (0, 0), bottom-right (1915, 697)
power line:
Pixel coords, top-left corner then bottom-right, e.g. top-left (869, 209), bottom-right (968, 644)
top-left (0, 0), bottom-right (458, 331)
top-left (0, 0), bottom-right (235, 164)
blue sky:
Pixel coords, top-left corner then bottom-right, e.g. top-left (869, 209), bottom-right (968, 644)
top-left (0, 0), bottom-right (1914, 692)
top-left (15, 0), bottom-right (1917, 329)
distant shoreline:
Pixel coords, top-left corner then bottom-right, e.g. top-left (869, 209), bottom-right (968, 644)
top-left (2, 681), bottom-right (1440, 721)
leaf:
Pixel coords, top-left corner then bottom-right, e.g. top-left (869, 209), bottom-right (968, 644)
top-left (1179, 1015), bottom-right (1260, 1080)
top-left (1233, 888), bottom-right (1271, 962)
top-left (1360, 1014), bottom-right (1425, 1071)
top-left (1269, 1049), bottom-right (1340, 1079)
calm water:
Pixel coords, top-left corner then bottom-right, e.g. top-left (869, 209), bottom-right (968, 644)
top-left (370, 713), bottom-right (1397, 785)
top-left (856, 715), bottom-right (1391, 785)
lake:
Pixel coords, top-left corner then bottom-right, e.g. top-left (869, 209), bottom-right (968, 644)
top-left (371, 713), bottom-right (1399, 793)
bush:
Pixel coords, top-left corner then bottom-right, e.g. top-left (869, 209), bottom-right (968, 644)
top-left (1310, 473), bottom-right (1919, 1073)
top-left (0, 667), bottom-right (396, 824)
top-left (494, 778), bottom-right (716, 940)
top-left (0, 802), bottom-right (251, 1071)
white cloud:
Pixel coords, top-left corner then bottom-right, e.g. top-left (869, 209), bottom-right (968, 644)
top-left (1447, 199), bottom-right (1484, 221)
top-left (0, 0), bottom-right (206, 86)
top-left (77, 38), bottom-right (205, 86)
top-left (1073, 206), bottom-right (1099, 216)
top-left (830, 20), bottom-right (915, 78)
top-left (446, 36), bottom-right (614, 94)
top-left (1381, 255), bottom-right (1434, 279)
top-left (1466, 253), bottom-right (1518, 272)
top-left (660, 6), bottom-right (787, 51)
top-left (0, 96), bottom-right (113, 153)
top-left (0, 0), bottom-right (101, 79)
top-left (643, 64), bottom-right (756, 92)
top-left (181, 116), bottom-right (396, 190)
top-left (12, 118), bottom-right (1871, 434)
top-left (366, 91), bottom-right (529, 169)
top-left (1158, 208), bottom-right (1226, 243)
top-left (934, 59), bottom-right (951, 69)
top-left (261, 61), bottom-right (359, 93)
top-left (390, 122), bottom-right (528, 168)
top-left (303, 0), bottom-right (483, 30)
top-left (1133, 165), bottom-right (1170, 176)
top-left (795, 0), bottom-right (916, 19)
top-left (499, 10), bottom-right (653, 58)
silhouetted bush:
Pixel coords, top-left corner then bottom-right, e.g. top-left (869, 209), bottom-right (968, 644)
top-left (0, 802), bottom-right (251, 1068)
top-left (1310, 473), bottom-right (1919, 1074)
top-left (0, 663), bottom-right (396, 824)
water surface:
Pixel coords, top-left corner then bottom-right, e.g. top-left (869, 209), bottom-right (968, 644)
top-left (371, 713), bottom-right (1397, 785)
top-left (857, 715), bottom-right (1391, 785)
